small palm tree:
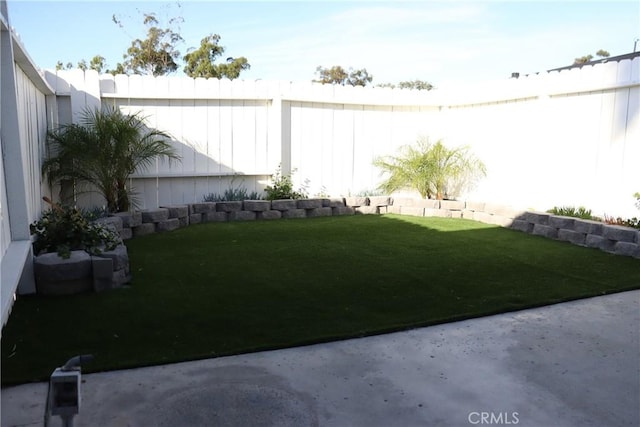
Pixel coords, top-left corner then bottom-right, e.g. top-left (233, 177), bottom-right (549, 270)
top-left (374, 138), bottom-right (486, 200)
top-left (43, 107), bottom-right (181, 212)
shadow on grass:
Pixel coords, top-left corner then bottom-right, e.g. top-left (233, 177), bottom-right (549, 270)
top-left (2, 214), bottom-right (639, 385)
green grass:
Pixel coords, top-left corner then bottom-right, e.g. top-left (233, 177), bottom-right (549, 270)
top-left (2, 215), bottom-right (639, 385)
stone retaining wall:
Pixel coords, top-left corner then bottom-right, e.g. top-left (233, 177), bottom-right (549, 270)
top-left (107, 197), bottom-right (639, 259)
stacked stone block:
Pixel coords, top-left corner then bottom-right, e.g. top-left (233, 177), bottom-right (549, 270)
top-left (509, 211), bottom-right (639, 259)
top-left (34, 243), bottom-right (132, 295)
top-left (99, 196), bottom-right (638, 260)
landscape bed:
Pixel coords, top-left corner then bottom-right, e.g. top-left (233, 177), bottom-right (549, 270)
top-left (2, 214), bottom-right (639, 385)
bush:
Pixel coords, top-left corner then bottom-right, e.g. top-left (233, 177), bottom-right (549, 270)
top-left (546, 206), bottom-right (594, 220)
top-left (603, 215), bottom-right (640, 230)
top-left (264, 166), bottom-right (308, 200)
top-left (203, 188), bottom-right (262, 202)
top-left (29, 205), bottom-right (120, 259)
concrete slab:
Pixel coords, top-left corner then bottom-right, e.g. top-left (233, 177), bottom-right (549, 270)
top-left (2, 290), bottom-right (638, 427)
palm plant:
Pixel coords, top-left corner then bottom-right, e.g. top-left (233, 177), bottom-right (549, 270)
top-left (374, 138), bottom-right (486, 200)
top-left (43, 107), bottom-right (181, 212)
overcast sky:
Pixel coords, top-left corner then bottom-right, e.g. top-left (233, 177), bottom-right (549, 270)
top-left (7, 0), bottom-right (640, 88)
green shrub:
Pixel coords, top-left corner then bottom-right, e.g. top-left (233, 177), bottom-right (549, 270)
top-left (604, 215), bottom-right (640, 230)
top-left (547, 206), bottom-right (594, 220)
top-left (203, 188), bottom-right (262, 202)
top-left (29, 205), bottom-right (120, 259)
top-left (264, 166), bottom-right (308, 200)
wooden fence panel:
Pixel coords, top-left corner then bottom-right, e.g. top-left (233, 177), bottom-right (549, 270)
top-left (49, 58), bottom-right (639, 216)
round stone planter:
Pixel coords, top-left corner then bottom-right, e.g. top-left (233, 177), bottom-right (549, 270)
top-left (33, 244), bottom-right (132, 295)
top-left (34, 251), bottom-right (93, 295)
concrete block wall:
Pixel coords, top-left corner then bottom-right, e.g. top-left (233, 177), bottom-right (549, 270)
top-left (109, 197), bottom-right (639, 260)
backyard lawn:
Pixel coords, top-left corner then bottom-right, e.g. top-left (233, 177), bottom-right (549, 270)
top-left (2, 214), bottom-right (639, 385)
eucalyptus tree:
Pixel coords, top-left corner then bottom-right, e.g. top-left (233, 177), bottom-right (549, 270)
top-left (374, 138), bottom-right (486, 200)
top-left (42, 107), bottom-right (181, 212)
top-left (313, 66), bottom-right (373, 86)
top-left (183, 34), bottom-right (250, 79)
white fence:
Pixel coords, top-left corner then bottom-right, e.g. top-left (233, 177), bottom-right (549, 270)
top-left (47, 56), bottom-right (639, 217)
top-left (1, 5), bottom-right (53, 324)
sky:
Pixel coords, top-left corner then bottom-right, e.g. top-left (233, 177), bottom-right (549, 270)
top-left (6, 0), bottom-right (640, 88)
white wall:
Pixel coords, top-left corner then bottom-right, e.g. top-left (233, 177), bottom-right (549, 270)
top-left (47, 56), bottom-right (639, 217)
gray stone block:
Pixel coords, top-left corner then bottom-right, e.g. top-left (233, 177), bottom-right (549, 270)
top-left (573, 219), bottom-right (603, 235)
top-left (391, 197), bottom-right (414, 207)
top-left (178, 216), bottom-right (189, 228)
top-left (614, 241), bottom-right (638, 257)
top-left (96, 244), bottom-right (129, 272)
top-left (385, 205), bottom-right (402, 214)
top-left (160, 205), bottom-right (189, 219)
top-left (307, 207), bottom-right (333, 217)
top-left (557, 229), bottom-right (587, 246)
top-left (229, 211), bottom-right (257, 221)
top-left (525, 212), bottom-right (550, 225)
top-left (327, 198), bottom-right (346, 208)
top-left (192, 202), bottom-right (216, 214)
top-left (332, 206), bottom-right (356, 216)
top-left (157, 218), bottom-right (180, 232)
top-left (450, 211), bottom-right (463, 219)
top-left (472, 211), bottom-right (495, 224)
top-left (243, 200), bottom-right (271, 211)
top-left (216, 201), bottom-right (243, 212)
top-left (532, 224), bottom-right (558, 239)
top-left (368, 196), bottom-right (391, 206)
top-left (297, 199), bottom-right (323, 209)
top-left (95, 216), bottom-right (123, 234)
top-left (400, 207), bottom-right (424, 217)
top-left (485, 203), bottom-right (526, 219)
top-left (257, 210), bottom-right (282, 220)
top-left (121, 228), bottom-right (133, 240)
top-left (34, 251), bottom-right (93, 295)
top-left (91, 256), bottom-right (114, 292)
top-left (602, 225), bottom-right (637, 243)
top-left (271, 199), bottom-right (298, 211)
top-left (282, 209), bottom-right (307, 219)
top-left (412, 199), bottom-right (438, 208)
top-left (132, 223), bottom-right (156, 237)
top-left (141, 208), bottom-right (169, 223)
top-left (549, 216), bottom-right (575, 230)
top-left (488, 215), bottom-right (514, 227)
top-left (585, 235), bottom-right (615, 252)
top-left (511, 219), bottom-right (533, 233)
top-left (112, 211), bottom-right (142, 228)
top-left (111, 268), bottom-right (131, 288)
top-left (462, 210), bottom-right (475, 220)
top-left (356, 206), bottom-right (379, 215)
top-left (189, 213), bottom-right (202, 224)
top-left (466, 201), bottom-right (486, 212)
top-left (203, 212), bottom-right (228, 222)
top-left (424, 208), bottom-right (451, 218)
top-left (345, 197), bottom-right (369, 207)
top-left (440, 200), bottom-right (465, 210)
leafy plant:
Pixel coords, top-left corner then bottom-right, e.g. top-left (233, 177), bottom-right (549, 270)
top-left (373, 138), bottom-right (486, 200)
top-left (203, 188), bottom-right (262, 202)
top-left (29, 205), bottom-right (120, 259)
top-left (603, 215), bottom-right (640, 230)
top-left (42, 106), bottom-right (181, 213)
top-left (547, 206), bottom-right (594, 220)
top-left (634, 192), bottom-right (640, 210)
top-left (356, 189), bottom-right (385, 197)
top-left (264, 165), bottom-right (308, 200)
